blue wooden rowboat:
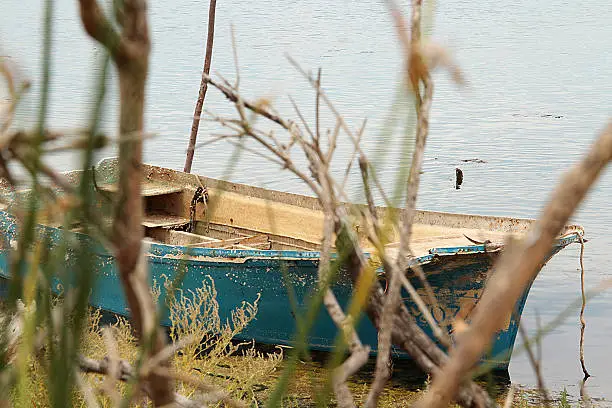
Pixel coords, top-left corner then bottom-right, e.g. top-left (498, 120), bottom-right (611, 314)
top-left (0, 158), bottom-right (584, 371)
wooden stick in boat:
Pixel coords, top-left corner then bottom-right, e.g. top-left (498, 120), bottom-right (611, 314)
top-left (184, 0), bottom-right (217, 173)
top-left (189, 234), bottom-right (270, 249)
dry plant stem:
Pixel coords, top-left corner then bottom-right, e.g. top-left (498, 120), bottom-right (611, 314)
top-left (7, 301), bottom-right (232, 408)
top-left (397, 268), bottom-right (448, 345)
top-left (101, 328), bottom-right (122, 406)
top-left (327, 209), bottom-right (491, 407)
top-left (317, 157), bottom-right (368, 407)
top-left (393, 0), bottom-right (441, 321)
top-left (578, 234), bottom-right (590, 380)
top-left (418, 120), bottom-right (612, 408)
top-left (340, 120), bottom-right (367, 190)
top-left (332, 344), bottom-right (370, 408)
top-left (519, 324), bottom-right (551, 406)
top-left (75, 369), bottom-right (103, 408)
top-left (184, 0), bottom-right (217, 173)
top-left (315, 68), bottom-right (322, 143)
top-left (367, 0), bottom-right (440, 405)
top-left (320, 214), bottom-right (369, 408)
top-left (78, 0), bottom-right (174, 405)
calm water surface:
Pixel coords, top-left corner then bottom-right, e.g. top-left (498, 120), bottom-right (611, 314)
top-left (2, 0), bottom-right (611, 402)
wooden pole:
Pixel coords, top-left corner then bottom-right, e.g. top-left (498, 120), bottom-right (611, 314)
top-left (184, 0), bottom-right (217, 173)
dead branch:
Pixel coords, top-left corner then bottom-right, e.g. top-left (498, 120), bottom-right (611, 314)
top-left (77, 0), bottom-right (125, 60)
top-left (332, 344), bottom-right (370, 408)
top-left (340, 120), bottom-right (367, 190)
top-left (184, 0), bottom-right (217, 173)
top-left (0, 60), bottom-right (30, 139)
top-left (341, 223), bottom-right (493, 408)
top-left (417, 120), bottom-right (612, 408)
top-left (203, 65), bottom-right (494, 408)
top-left (4, 295), bottom-right (236, 408)
top-left (313, 126), bottom-right (370, 407)
top-left (78, 355), bottom-right (244, 408)
top-left (77, 0), bottom-right (175, 405)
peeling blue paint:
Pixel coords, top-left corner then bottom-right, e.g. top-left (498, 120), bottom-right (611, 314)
top-left (0, 210), bottom-right (582, 371)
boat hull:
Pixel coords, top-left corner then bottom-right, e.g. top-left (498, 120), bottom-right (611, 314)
top-left (0, 211), bottom-right (580, 371)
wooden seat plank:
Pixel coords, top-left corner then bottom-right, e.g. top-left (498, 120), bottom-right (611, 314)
top-left (142, 213), bottom-right (190, 228)
top-left (98, 182), bottom-right (184, 197)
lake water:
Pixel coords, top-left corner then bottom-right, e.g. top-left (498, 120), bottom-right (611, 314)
top-left (2, 0), bottom-right (611, 402)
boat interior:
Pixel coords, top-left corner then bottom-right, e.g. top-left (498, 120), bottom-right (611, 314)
top-left (0, 158), bottom-right (583, 257)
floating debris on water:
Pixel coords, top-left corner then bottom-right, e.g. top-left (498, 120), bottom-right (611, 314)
top-left (455, 167), bottom-right (463, 190)
top-left (460, 158), bottom-right (487, 164)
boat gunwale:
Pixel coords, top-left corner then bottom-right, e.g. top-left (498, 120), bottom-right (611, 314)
top-left (94, 157), bottom-right (575, 235)
top-left (0, 156), bottom-right (586, 265)
top-left (0, 215), bottom-right (585, 268)
top-left (143, 229), bottom-right (583, 265)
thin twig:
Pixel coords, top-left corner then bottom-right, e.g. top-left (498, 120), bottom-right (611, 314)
top-left (315, 68), bottom-right (322, 144)
top-left (230, 24), bottom-right (240, 89)
top-left (318, 207), bottom-right (368, 408)
top-left (203, 77), bottom-right (322, 196)
top-left (289, 95), bottom-right (315, 141)
top-left (225, 139), bottom-right (286, 167)
top-left (203, 73), bottom-right (293, 129)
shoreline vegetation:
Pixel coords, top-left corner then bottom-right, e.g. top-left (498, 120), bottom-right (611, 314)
top-left (1, 291), bottom-right (590, 407)
top-left (1, 284), bottom-right (591, 408)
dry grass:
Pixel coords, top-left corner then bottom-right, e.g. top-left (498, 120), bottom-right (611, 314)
top-left (8, 276), bottom-right (283, 407)
top-left (5, 283), bottom-right (592, 408)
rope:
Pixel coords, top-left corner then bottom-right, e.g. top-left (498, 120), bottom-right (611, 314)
top-left (578, 233), bottom-right (590, 380)
top-left (188, 186), bottom-right (208, 233)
